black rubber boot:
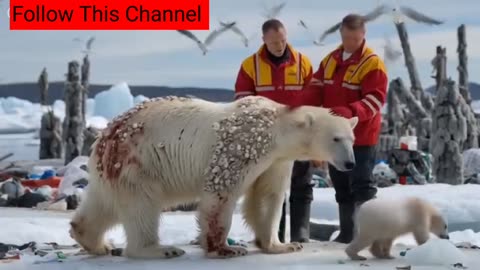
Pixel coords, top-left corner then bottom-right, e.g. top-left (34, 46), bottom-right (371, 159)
top-left (333, 203), bottom-right (355, 244)
top-left (289, 200), bottom-right (311, 243)
top-left (278, 199), bottom-right (286, 243)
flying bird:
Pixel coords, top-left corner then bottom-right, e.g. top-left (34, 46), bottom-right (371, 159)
top-left (261, 1), bottom-right (286, 19)
top-left (219, 20), bottom-right (248, 47)
top-left (317, 2), bottom-right (444, 44)
top-left (393, 6), bottom-right (444, 25)
top-left (73, 36), bottom-right (95, 55)
top-left (314, 4), bottom-right (390, 45)
top-left (83, 36), bottom-right (95, 54)
top-left (383, 35), bottom-right (402, 63)
top-left (219, 20), bottom-right (257, 47)
top-left (177, 22), bottom-right (236, 55)
top-left (298, 19), bottom-right (327, 46)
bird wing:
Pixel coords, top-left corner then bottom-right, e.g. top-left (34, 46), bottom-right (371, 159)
top-left (363, 4), bottom-right (390, 22)
top-left (262, 1), bottom-right (286, 19)
top-left (220, 20), bottom-right (248, 42)
top-left (298, 20), bottom-right (308, 30)
top-left (267, 2), bottom-right (286, 18)
top-left (399, 6), bottom-right (444, 25)
top-left (204, 22), bottom-right (236, 46)
top-left (73, 38), bottom-right (82, 42)
top-left (177, 30), bottom-right (203, 44)
top-left (318, 21), bottom-right (342, 44)
top-left (86, 37), bottom-right (95, 50)
top-left (298, 20), bottom-right (322, 44)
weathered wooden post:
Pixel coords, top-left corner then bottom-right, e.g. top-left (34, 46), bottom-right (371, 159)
top-left (386, 81), bottom-right (404, 136)
top-left (394, 21), bottom-right (434, 113)
top-left (430, 79), bottom-right (467, 184)
top-left (37, 68), bottom-right (63, 159)
top-left (391, 77), bottom-right (430, 151)
top-left (457, 24), bottom-right (470, 104)
top-left (39, 111), bottom-right (63, 159)
top-left (63, 61), bottom-right (85, 165)
top-left (431, 46), bottom-right (447, 92)
top-left (82, 126), bottom-right (101, 156)
top-left (81, 55), bottom-right (90, 126)
top-left (38, 67), bottom-right (48, 106)
top-left (456, 24), bottom-right (478, 150)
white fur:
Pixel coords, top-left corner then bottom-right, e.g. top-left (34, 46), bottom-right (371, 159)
top-left (70, 95), bottom-right (358, 259)
top-left (345, 197), bottom-right (449, 261)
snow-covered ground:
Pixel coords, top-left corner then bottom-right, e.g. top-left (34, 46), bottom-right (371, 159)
top-left (2, 184), bottom-right (480, 269)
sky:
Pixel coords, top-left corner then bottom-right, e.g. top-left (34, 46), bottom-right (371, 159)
top-left (0, 0), bottom-right (479, 92)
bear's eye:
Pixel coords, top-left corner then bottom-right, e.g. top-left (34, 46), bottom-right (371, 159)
top-left (333, 137), bottom-right (340, 142)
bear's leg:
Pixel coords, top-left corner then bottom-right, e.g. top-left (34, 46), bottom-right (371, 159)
top-left (197, 191), bottom-right (247, 258)
top-left (345, 233), bottom-right (373, 260)
top-left (120, 197), bottom-right (186, 259)
top-left (69, 185), bottom-right (118, 255)
top-left (369, 240), bottom-right (383, 259)
top-left (244, 161), bottom-right (303, 254)
top-left (413, 228), bottom-right (430, 246)
top-left (380, 238), bottom-right (395, 259)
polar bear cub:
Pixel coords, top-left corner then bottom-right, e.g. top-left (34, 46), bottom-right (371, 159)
top-left (69, 95), bottom-right (358, 259)
top-left (345, 197), bottom-right (449, 260)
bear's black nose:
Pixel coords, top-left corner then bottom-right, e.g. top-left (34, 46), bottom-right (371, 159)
top-left (344, 161), bottom-right (355, 170)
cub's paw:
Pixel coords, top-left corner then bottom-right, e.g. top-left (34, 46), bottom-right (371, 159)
top-left (207, 246), bottom-right (248, 259)
top-left (262, 242), bottom-right (304, 254)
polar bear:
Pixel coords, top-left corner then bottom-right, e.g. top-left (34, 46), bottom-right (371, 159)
top-left (69, 95), bottom-right (358, 259)
top-left (345, 197), bottom-right (449, 261)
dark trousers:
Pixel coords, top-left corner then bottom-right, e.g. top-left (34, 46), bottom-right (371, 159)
top-left (278, 160), bottom-right (314, 242)
top-left (329, 146), bottom-right (377, 204)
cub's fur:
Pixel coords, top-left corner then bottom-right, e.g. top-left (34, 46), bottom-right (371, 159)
top-left (346, 197), bottom-right (449, 260)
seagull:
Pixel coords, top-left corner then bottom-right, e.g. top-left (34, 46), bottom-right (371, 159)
top-left (219, 20), bottom-right (248, 47)
top-left (73, 36), bottom-right (95, 55)
top-left (383, 35), bottom-right (402, 63)
top-left (83, 36), bottom-right (95, 54)
top-left (393, 5), bottom-right (444, 25)
top-left (298, 20), bottom-right (326, 46)
top-left (317, 2), bottom-right (444, 44)
top-left (219, 20), bottom-right (257, 47)
top-left (177, 22), bottom-right (236, 55)
top-left (315, 4), bottom-right (390, 45)
top-left (261, 1), bottom-right (286, 19)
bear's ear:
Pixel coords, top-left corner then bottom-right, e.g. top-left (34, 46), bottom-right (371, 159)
top-left (349, 116), bottom-right (358, 129)
top-left (297, 112), bottom-right (314, 129)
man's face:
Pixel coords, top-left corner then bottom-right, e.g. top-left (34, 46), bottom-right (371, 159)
top-left (340, 27), bottom-right (365, 53)
top-left (262, 28), bottom-right (287, 57)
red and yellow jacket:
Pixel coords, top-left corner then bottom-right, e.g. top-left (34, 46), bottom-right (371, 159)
top-left (234, 44), bottom-right (320, 107)
top-left (308, 40), bottom-right (388, 146)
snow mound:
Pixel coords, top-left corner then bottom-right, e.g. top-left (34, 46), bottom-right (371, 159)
top-left (87, 116), bottom-right (109, 129)
top-left (404, 238), bottom-right (468, 266)
top-left (134, 94), bottom-right (149, 104)
top-left (93, 82), bottom-right (134, 120)
top-left (449, 229), bottom-right (480, 247)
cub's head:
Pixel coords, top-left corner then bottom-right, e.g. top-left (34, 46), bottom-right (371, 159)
top-left (430, 213), bottom-right (449, 240)
top-left (278, 106), bottom-right (357, 172)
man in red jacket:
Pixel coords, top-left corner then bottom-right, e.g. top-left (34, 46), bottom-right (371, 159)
top-left (234, 19), bottom-right (320, 243)
top-left (308, 14), bottom-right (388, 243)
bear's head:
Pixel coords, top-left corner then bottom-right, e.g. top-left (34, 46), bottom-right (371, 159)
top-left (430, 213), bottom-right (449, 240)
top-left (276, 106), bottom-right (357, 172)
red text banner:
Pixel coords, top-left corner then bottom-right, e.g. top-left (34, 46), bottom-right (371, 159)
top-left (9, 0), bottom-right (210, 30)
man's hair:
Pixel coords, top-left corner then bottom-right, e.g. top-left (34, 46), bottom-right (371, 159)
top-left (262, 19), bottom-right (285, 34)
top-left (340, 14), bottom-right (366, 30)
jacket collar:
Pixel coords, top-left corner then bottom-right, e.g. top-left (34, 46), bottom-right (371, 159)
top-left (257, 43), bottom-right (297, 65)
top-left (332, 39), bottom-right (367, 64)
